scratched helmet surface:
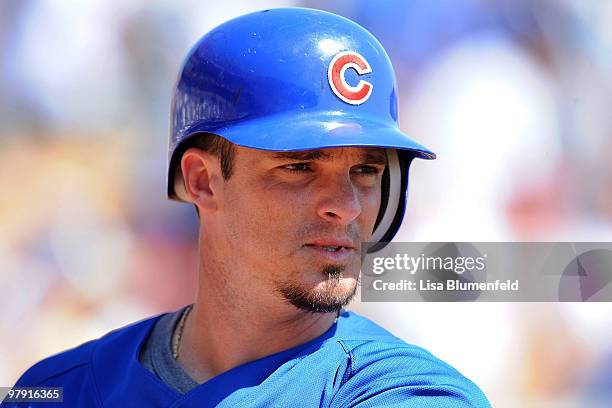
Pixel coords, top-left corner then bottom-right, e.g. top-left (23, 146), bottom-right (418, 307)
top-left (168, 7), bottom-right (435, 250)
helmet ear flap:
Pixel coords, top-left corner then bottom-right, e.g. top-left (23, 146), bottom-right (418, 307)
top-left (168, 134), bottom-right (196, 202)
top-left (367, 150), bottom-right (413, 253)
top-left (372, 158), bottom-right (391, 232)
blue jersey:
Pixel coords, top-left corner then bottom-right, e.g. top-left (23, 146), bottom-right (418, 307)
top-left (3, 310), bottom-right (490, 407)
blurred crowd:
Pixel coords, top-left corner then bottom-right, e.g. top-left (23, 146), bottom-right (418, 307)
top-left (1, 1), bottom-right (611, 407)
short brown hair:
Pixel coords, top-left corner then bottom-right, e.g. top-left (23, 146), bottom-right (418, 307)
top-left (180, 133), bottom-right (235, 180)
top-left (171, 133), bottom-right (236, 216)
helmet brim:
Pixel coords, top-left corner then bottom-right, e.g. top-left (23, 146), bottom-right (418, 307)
top-left (187, 111), bottom-right (436, 159)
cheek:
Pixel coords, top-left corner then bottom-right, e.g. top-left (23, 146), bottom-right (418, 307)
top-left (359, 186), bottom-right (383, 230)
top-left (221, 181), bottom-right (306, 255)
top-left (223, 188), bottom-right (270, 241)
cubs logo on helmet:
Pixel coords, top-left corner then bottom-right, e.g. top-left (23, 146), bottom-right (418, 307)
top-left (327, 51), bottom-right (373, 105)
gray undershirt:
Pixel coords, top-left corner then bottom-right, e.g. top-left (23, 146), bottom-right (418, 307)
top-left (139, 305), bottom-right (199, 394)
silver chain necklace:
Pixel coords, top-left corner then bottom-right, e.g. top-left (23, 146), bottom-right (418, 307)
top-left (172, 304), bottom-right (193, 360)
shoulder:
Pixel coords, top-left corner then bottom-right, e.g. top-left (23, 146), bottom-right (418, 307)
top-left (330, 311), bottom-right (491, 408)
top-left (13, 339), bottom-right (97, 387)
top-left (13, 314), bottom-right (162, 387)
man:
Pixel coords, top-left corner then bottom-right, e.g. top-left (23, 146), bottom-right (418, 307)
top-left (5, 8), bottom-right (491, 407)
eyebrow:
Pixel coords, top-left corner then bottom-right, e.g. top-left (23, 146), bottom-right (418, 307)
top-left (271, 149), bottom-right (388, 164)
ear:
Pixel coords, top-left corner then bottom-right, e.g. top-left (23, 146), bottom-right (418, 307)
top-left (180, 148), bottom-right (222, 213)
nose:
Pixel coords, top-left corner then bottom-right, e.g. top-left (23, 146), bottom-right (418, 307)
top-left (315, 174), bottom-right (362, 225)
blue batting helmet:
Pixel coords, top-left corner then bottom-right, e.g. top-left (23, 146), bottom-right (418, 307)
top-left (168, 7), bottom-right (435, 251)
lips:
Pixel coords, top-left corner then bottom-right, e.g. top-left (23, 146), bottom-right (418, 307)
top-left (319, 246), bottom-right (345, 252)
top-left (303, 239), bottom-right (358, 261)
top-left (304, 239), bottom-right (356, 251)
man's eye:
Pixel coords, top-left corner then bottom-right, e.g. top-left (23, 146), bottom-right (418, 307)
top-left (353, 165), bottom-right (383, 175)
top-left (283, 163), bottom-right (312, 172)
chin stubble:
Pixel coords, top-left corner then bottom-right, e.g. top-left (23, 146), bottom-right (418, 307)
top-left (275, 264), bottom-right (358, 313)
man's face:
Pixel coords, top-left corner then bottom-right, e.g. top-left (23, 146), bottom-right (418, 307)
top-left (215, 145), bottom-right (386, 313)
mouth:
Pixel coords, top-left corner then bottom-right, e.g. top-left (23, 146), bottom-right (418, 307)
top-left (304, 239), bottom-right (356, 250)
top-left (303, 240), bottom-right (358, 260)
top-left (309, 245), bottom-right (348, 252)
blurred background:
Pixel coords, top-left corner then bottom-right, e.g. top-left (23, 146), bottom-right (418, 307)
top-left (1, 0), bottom-right (611, 406)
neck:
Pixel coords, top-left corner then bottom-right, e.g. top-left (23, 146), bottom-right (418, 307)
top-left (177, 262), bottom-right (338, 383)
